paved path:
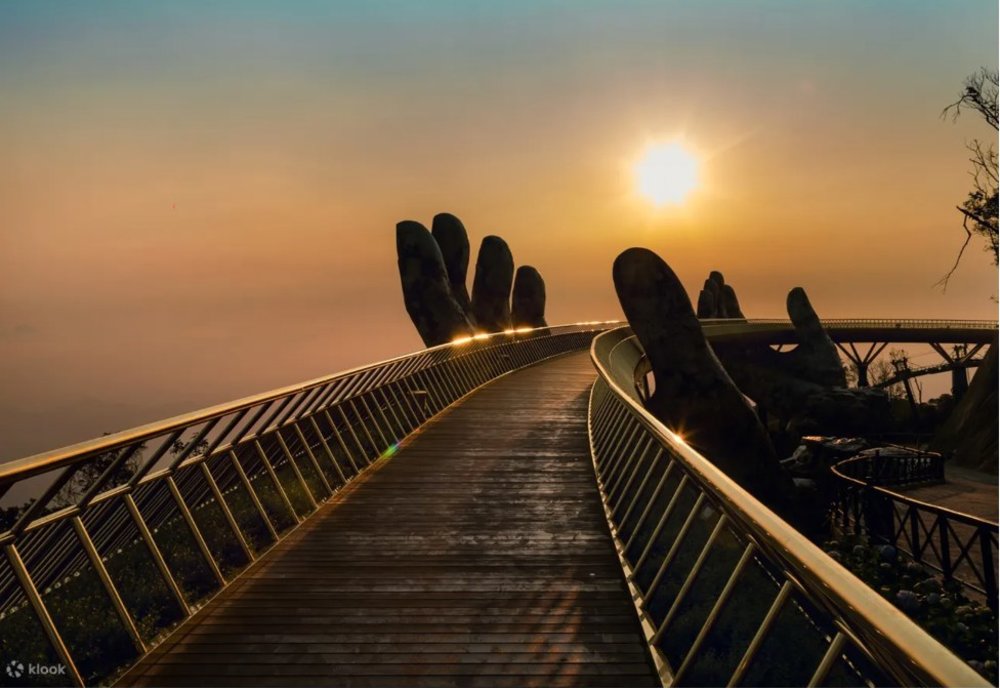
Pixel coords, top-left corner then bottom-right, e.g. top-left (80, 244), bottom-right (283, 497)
top-left (899, 466), bottom-right (998, 522)
top-left (121, 352), bottom-right (657, 687)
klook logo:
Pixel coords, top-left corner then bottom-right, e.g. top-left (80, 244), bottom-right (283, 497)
top-left (4, 660), bottom-right (65, 679)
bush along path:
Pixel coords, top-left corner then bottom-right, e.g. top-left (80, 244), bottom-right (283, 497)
top-left (823, 534), bottom-right (997, 684)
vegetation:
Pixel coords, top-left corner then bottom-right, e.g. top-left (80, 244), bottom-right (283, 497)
top-left (0, 452), bottom-right (318, 686)
top-left (824, 534), bottom-right (997, 684)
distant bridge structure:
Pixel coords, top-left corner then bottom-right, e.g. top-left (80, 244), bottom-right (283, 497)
top-left (0, 319), bottom-right (995, 687)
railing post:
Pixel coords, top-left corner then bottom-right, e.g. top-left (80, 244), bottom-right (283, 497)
top-left (253, 440), bottom-right (302, 524)
top-left (304, 418), bottom-right (349, 485)
top-left (123, 493), bottom-right (192, 617)
top-left (334, 405), bottom-right (370, 466)
top-left (199, 463), bottom-right (256, 563)
top-left (273, 429), bottom-right (319, 509)
top-left (909, 507), bottom-right (922, 563)
top-left (71, 516), bottom-right (148, 653)
top-left (673, 543), bottom-right (756, 685)
top-left (938, 516), bottom-right (952, 581)
top-left (166, 475), bottom-right (227, 586)
top-left (981, 527), bottom-right (998, 611)
top-left (227, 450), bottom-right (280, 542)
top-left (350, 394), bottom-right (383, 448)
top-left (290, 423), bottom-right (335, 496)
top-left (5, 544), bottom-right (85, 687)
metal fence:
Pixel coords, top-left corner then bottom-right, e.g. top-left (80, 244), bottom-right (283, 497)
top-left (0, 323), bottom-right (608, 686)
top-left (833, 449), bottom-right (946, 490)
top-left (831, 453), bottom-right (998, 610)
top-left (587, 326), bottom-right (988, 687)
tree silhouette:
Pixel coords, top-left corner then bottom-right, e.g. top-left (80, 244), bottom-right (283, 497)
top-left (939, 68), bottom-right (999, 289)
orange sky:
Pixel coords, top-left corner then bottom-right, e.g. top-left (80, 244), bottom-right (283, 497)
top-left (0, 2), bottom-right (997, 459)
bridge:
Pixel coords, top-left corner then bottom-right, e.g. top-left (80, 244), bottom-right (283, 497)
top-left (0, 320), bottom-right (995, 687)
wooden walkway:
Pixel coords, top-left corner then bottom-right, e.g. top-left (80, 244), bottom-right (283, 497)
top-left (121, 352), bottom-right (658, 687)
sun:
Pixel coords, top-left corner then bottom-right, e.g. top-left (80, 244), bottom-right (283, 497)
top-left (634, 141), bottom-right (699, 206)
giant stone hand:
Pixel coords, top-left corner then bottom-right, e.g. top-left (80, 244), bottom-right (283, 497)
top-left (396, 221), bottom-right (474, 347)
top-left (511, 266), bottom-right (548, 329)
top-left (396, 213), bottom-right (548, 346)
top-left (613, 248), bottom-right (794, 512)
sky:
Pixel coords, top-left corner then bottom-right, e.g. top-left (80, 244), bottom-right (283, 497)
top-left (1, 1), bottom-right (997, 460)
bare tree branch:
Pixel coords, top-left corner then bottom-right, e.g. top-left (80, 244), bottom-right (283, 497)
top-left (934, 211), bottom-right (974, 292)
top-left (939, 67), bottom-right (999, 284)
top-left (942, 67), bottom-right (999, 129)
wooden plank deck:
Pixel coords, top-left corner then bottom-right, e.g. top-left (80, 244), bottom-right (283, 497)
top-left (121, 352), bottom-right (658, 687)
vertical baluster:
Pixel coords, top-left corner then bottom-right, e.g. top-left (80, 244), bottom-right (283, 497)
top-left (335, 404), bottom-right (370, 466)
top-left (320, 410), bottom-right (361, 474)
top-left (726, 580), bottom-right (793, 686)
top-left (253, 440), bottom-right (301, 524)
top-left (608, 437), bottom-right (653, 507)
top-left (291, 424), bottom-right (335, 496)
top-left (982, 527), bottom-right (998, 612)
top-left (166, 476), bottom-right (227, 585)
top-left (633, 474), bottom-right (689, 572)
top-left (672, 543), bottom-right (756, 684)
top-left (273, 430), bottom-right (319, 509)
top-left (806, 632), bottom-right (847, 687)
top-left (300, 420), bottom-right (347, 487)
top-left (71, 516), bottom-right (148, 653)
top-left (938, 516), bottom-right (952, 581)
top-left (642, 493), bottom-right (706, 599)
top-left (198, 463), bottom-right (256, 563)
top-left (624, 461), bottom-right (677, 553)
top-left (357, 394), bottom-right (392, 449)
top-left (615, 448), bottom-right (664, 524)
top-left (5, 544), bottom-right (84, 687)
top-left (227, 451), bottom-right (279, 542)
top-left (372, 386), bottom-right (406, 443)
top-left (123, 493), bottom-right (192, 616)
top-left (600, 421), bottom-right (641, 484)
top-left (652, 514), bottom-right (728, 644)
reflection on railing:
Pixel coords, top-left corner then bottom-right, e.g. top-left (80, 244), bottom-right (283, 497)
top-left (831, 453), bottom-right (998, 610)
top-left (0, 323), bottom-right (606, 686)
top-left (587, 326), bottom-right (988, 687)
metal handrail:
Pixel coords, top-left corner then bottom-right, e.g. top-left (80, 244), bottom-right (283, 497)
top-left (703, 318), bottom-right (998, 328)
top-left (0, 322), bottom-right (620, 485)
top-left (588, 325), bottom-right (989, 687)
top-left (833, 449), bottom-right (947, 490)
top-left (0, 322), bottom-right (611, 686)
top-left (831, 453), bottom-right (998, 608)
top-left (701, 318), bottom-right (998, 346)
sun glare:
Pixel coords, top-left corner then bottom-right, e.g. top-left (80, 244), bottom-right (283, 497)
top-left (634, 141), bottom-right (699, 206)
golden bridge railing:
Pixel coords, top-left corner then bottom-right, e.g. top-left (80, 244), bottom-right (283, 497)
top-left (0, 323), bottom-right (609, 686)
top-left (587, 326), bottom-right (989, 687)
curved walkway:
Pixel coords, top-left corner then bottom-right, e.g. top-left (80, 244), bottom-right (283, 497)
top-left (899, 466), bottom-right (998, 522)
top-left (120, 352), bottom-right (657, 687)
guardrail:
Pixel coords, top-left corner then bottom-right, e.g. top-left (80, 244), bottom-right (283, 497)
top-left (831, 453), bottom-right (998, 610)
top-left (702, 318), bottom-right (998, 329)
top-left (587, 326), bottom-right (988, 687)
top-left (0, 323), bottom-right (610, 686)
top-left (699, 318), bottom-right (998, 345)
top-left (834, 449), bottom-right (946, 489)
